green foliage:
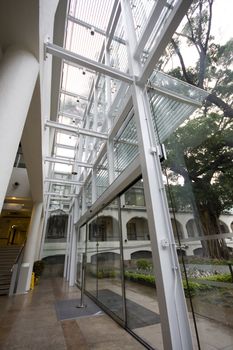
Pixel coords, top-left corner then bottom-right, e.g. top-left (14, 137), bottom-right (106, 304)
top-left (33, 260), bottom-right (45, 278)
top-left (94, 269), bottom-right (116, 279)
top-left (203, 273), bottom-right (232, 283)
top-left (182, 256), bottom-right (233, 266)
top-left (165, 113), bottom-right (233, 218)
top-left (136, 259), bottom-right (152, 270)
top-left (125, 270), bottom-right (233, 297)
top-left (124, 271), bottom-right (155, 285)
top-left (182, 280), bottom-right (212, 297)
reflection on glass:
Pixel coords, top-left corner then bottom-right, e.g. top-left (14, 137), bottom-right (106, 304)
top-left (85, 216), bottom-right (98, 298)
top-left (85, 202), bottom-right (123, 321)
top-left (162, 111), bottom-right (233, 349)
top-left (76, 225), bottom-right (86, 285)
top-left (96, 201), bottom-right (123, 321)
top-left (121, 180), bottom-right (164, 350)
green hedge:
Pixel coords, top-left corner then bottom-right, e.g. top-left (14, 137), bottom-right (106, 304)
top-left (181, 256), bottom-right (233, 266)
top-left (203, 273), bottom-right (232, 283)
top-left (125, 271), bottom-right (155, 285)
top-left (124, 271), bottom-right (232, 296)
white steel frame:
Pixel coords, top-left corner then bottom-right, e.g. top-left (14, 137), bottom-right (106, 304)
top-left (42, 1), bottom-right (202, 349)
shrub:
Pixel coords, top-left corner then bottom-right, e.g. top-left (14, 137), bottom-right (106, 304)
top-left (136, 259), bottom-right (152, 270)
top-left (96, 269), bottom-right (117, 279)
top-left (124, 271), bottom-right (155, 285)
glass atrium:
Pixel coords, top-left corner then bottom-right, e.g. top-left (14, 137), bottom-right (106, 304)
top-left (40, 1), bottom-right (233, 349)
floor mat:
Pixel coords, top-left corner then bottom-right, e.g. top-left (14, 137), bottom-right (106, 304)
top-left (97, 289), bottom-right (160, 329)
top-left (55, 296), bottom-right (103, 321)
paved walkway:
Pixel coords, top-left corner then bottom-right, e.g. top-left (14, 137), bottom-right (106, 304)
top-left (0, 277), bottom-right (145, 350)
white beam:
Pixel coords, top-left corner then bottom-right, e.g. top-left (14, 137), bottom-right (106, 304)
top-left (106, 2), bottom-right (122, 50)
top-left (45, 192), bottom-right (76, 197)
top-left (134, 0), bottom-right (167, 59)
top-left (45, 43), bottom-right (134, 84)
top-left (138, 0), bottom-right (192, 85)
top-left (120, 0), bottom-right (193, 348)
top-left (45, 178), bottom-right (83, 186)
top-left (60, 89), bottom-right (88, 101)
top-left (45, 156), bottom-right (93, 168)
top-left (49, 197), bottom-right (71, 201)
top-left (58, 111), bottom-right (83, 121)
top-left (45, 120), bottom-right (108, 139)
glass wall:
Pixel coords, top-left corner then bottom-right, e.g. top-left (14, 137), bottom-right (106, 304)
top-left (161, 112), bottom-right (233, 349)
top-left (120, 180), bottom-right (163, 349)
top-left (95, 201), bottom-right (124, 321)
top-left (85, 215), bottom-right (98, 298)
top-left (78, 112), bottom-right (233, 349)
top-left (80, 180), bottom-right (163, 349)
top-left (76, 224), bottom-right (86, 286)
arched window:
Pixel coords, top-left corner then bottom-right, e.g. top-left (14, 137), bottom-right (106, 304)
top-left (126, 217), bottom-right (149, 240)
top-left (186, 219), bottom-right (199, 238)
top-left (89, 216), bottom-right (119, 241)
top-left (171, 218), bottom-right (184, 240)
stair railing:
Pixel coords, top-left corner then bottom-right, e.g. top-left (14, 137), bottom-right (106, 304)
top-left (9, 245), bottom-right (25, 296)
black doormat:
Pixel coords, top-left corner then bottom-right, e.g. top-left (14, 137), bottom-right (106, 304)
top-left (97, 289), bottom-right (160, 329)
top-left (55, 296), bottom-right (103, 321)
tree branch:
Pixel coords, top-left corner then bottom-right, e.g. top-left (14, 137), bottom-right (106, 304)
top-left (204, 0), bottom-right (213, 51)
top-left (170, 39), bottom-right (193, 84)
top-left (206, 93), bottom-right (233, 118)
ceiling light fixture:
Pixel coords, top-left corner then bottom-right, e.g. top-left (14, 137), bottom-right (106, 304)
top-left (90, 27), bottom-right (95, 36)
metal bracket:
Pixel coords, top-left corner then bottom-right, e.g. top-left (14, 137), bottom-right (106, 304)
top-left (43, 36), bottom-right (51, 61)
top-left (161, 238), bottom-right (169, 248)
top-left (157, 143), bottom-right (167, 162)
top-left (150, 144), bottom-right (167, 162)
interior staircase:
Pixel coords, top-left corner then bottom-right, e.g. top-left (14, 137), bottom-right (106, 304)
top-left (0, 245), bottom-right (23, 295)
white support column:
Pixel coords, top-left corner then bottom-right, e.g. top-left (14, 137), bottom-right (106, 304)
top-left (17, 202), bottom-right (43, 293)
top-left (105, 43), bottom-right (115, 185)
top-left (35, 212), bottom-right (44, 261)
top-left (39, 194), bottom-right (51, 259)
top-left (66, 207), bottom-right (74, 281)
top-left (0, 46), bottom-right (38, 212)
top-left (69, 223), bottom-right (77, 286)
top-left (120, 1), bottom-right (193, 349)
top-left (92, 167), bottom-right (97, 204)
top-left (63, 212), bottom-right (72, 279)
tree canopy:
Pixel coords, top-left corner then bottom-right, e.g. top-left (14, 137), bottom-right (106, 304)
top-left (161, 0), bottom-right (233, 258)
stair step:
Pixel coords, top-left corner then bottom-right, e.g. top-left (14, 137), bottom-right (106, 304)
top-left (0, 290), bottom-right (9, 296)
top-left (0, 284), bottom-right (10, 290)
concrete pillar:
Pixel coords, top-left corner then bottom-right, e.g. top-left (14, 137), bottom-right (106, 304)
top-left (17, 202), bottom-right (43, 293)
top-left (0, 46), bottom-right (38, 212)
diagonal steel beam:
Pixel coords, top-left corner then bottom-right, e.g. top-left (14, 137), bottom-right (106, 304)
top-left (138, 0), bottom-right (192, 85)
top-left (134, 0), bottom-right (167, 59)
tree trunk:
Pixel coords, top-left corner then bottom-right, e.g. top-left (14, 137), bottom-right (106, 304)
top-left (198, 207), bottom-right (229, 259)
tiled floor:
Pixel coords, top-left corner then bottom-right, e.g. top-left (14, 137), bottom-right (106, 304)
top-left (0, 277), bottom-right (145, 350)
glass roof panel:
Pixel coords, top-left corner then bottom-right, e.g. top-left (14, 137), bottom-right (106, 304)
top-left (66, 21), bottom-right (104, 61)
top-left (56, 133), bottom-right (77, 147)
top-left (69, 0), bottom-right (115, 32)
top-left (62, 63), bottom-right (94, 97)
top-left (54, 163), bottom-right (73, 174)
top-left (55, 147), bottom-right (75, 158)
